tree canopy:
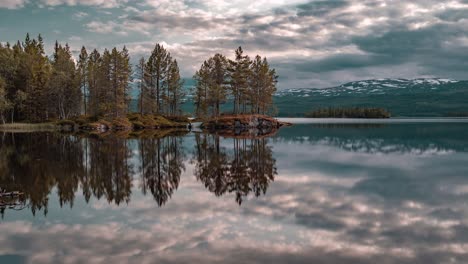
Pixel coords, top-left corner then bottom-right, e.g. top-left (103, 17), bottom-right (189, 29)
top-left (0, 34), bottom-right (186, 123)
top-left (193, 47), bottom-right (278, 118)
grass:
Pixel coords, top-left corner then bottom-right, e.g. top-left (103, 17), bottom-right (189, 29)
top-left (201, 114), bottom-right (283, 129)
top-left (1, 114), bottom-right (189, 133)
top-left (127, 113), bottom-right (187, 129)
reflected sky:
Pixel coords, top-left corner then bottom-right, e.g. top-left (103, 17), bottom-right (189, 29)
top-left (1, 122), bottom-right (468, 263)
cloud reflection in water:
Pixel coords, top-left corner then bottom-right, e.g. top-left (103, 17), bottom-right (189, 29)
top-left (1, 123), bottom-right (468, 263)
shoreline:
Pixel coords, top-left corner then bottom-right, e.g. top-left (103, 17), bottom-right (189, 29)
top-left (277, 117), bottom-right (468, 124)
top-left (0, 123), bottom-right (58, 132)
top-left (4, 116), bottom-right (468, 132)
top-left (0, 114), bottom-right (293, 133)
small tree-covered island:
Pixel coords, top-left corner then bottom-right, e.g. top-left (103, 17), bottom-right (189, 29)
top-left (0, 34), bottom-right (290, 134)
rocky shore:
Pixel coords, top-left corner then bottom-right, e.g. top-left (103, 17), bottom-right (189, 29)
top-left (200, 114), bottom-right (292, 136)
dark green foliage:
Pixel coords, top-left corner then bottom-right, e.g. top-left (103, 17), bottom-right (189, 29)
top-left (140, 44), bottom-right (184, 116)
top-left (445, 112), bottom-right (468, 117)
top-left (0, 34), bottom-right (136, 123)
top-left (193, 47), bottom-right (278, 118)
top-left (193, 53), bottom-right (229, 118)
top-left (77, 46), bottom-right (88, 115)
top-left (166, 59), bottom-right (185, 115)
top-left (0, 77), bottom-right (12, 123)
top-left (305, 107), bottom-right (391, 118)
top-left (50, 42), bottom-right (81, 119)
top-left (143, 44), bottom-right (169, 114)
top-left (229, 47), bottom-right (251, 114)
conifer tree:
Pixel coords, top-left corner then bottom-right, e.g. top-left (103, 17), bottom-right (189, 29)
top-left (87, 49), bottom-right (101, 116)
top-left (145, 44), bottom-right (170, 114)
top-left (49, 42), bottom-right (81, 119)
top-left (249, 56), bottom-right (278, 114)
top-left (194, 47), bottom-right (278, 118)
top-left (24, 34), bottom-right (52, 122)
top-left (166, 59), bottom-right (185, 115)
top-left (0, 42), bottom-right (17, 122)
top-left (77, 46), bottom-right (88, 115)
top-left (193, 61), bottom-right (211, 118)
top-left (136, 57), bottom-right (146, 114)
top-left (229, 47), bottom-right (251, 114)
top-left (1, 34), bottom-right (193, 122)
top-left (209, 54), bottom-right (229, 117)
top-left (0, 77), bottom-right (12, 124)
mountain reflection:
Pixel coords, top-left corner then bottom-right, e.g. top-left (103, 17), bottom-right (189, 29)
top-left (276, 123), bottom-right (468, 154)
top-left (0, 131), bottom-right (277, 216)
top-left (192, 134), bottom-right (276, 204)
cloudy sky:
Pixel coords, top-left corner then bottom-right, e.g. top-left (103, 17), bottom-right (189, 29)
top-left (1, 0), bottom-right (468, 88)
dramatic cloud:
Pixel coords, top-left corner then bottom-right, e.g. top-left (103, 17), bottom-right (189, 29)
top-left (38, 0), bottom-right (129, 8)
top-left (0, 0), bottom-right (28, 9)
top-left (1, 0), bottom-right (468, 87)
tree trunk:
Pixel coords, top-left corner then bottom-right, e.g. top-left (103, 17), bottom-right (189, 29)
top-left (156, 75), bottom-right (160, 114)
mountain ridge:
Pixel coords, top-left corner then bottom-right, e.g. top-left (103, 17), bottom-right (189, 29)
top-left (130, 78), bottom-right (468, 117)
top-left (272, 78), bottom-right (468, 117)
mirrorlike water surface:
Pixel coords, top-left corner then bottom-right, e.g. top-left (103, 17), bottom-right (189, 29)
top-left (1, 120), bottom-right (468, 263)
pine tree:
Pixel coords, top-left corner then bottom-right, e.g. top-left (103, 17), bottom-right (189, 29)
top-left (1, 34), bottom-right (194, 122)
top-left (249, 56), bottom-right (278, 114)
top-left (118, 46), bottom-right (131, 115)
top-left (209, 54), bottom-right (229, 117)
top-left (88, 47), bottom-right (131, 118)
top-left (97, 49), bottom-right (112, 116)
top-left (0, 41), bottom-right (17, 122)
top-left (77, 46), bottom-right (88, 115)
top-left (194, 47), bottom-right (278, 118)
top-left (136, 57), bottom-right (146, 114)
top-left (49, 42), bottom-right (81, 119)
top-left (87, 49), bottom-right (101, 116)
top-left (229, 47), bottom-right (251, 114)
top-left (193, 61), bottom-right (211, 118)
top-left (24, 34), bottom-right (52, 122)
top-left (0, 77), bottom-right (12, 124)
top-left (166, 59), bottom-right (185, 115)
top-left (193, 54), bottom-right (231, 117)
top-left (145, 44), bottom-right (170, 114)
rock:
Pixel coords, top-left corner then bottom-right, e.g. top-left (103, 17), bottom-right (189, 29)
top-left (202, 114), bottom-right (291, 133)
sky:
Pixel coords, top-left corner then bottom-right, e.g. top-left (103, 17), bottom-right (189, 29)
top-left (1, 0), bottom-right (468, 88)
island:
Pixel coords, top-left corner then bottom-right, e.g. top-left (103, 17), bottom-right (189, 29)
top-left (305, 107), bottom-right (391, 118)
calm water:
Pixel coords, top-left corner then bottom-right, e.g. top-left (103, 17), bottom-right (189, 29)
top-left (1, 120), bottom-right (468, 263)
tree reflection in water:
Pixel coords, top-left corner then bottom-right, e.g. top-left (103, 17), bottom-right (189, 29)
top-left (193, 133), bottom-right (277, 205)
top-left (0, 130), bottom-right (276, 216)
top-left (139, 136), bottom-right (185, 206)
top-left (0, 132), bottom-right (134, 216)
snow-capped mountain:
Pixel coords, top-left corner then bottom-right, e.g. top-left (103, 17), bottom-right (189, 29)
top-left (275, 78), bottom-right (461, 97)
top-left (130, 78), bottom-right (468, 117)
top-left (273, 78), bottom-right (468, 117)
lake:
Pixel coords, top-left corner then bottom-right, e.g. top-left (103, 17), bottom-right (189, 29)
top-left (1, 119), bottom-right (468, 263)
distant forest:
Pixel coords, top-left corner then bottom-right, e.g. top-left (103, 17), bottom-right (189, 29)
top-left (0, 34), bottom-right (278, 124)
top-left (306, 107), bottom-right (391, 118)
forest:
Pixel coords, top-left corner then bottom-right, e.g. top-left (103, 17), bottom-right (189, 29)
top-left (305, 107), bottom-right (391, 118)
top-left (0, 34), bottom-right (278, 126)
